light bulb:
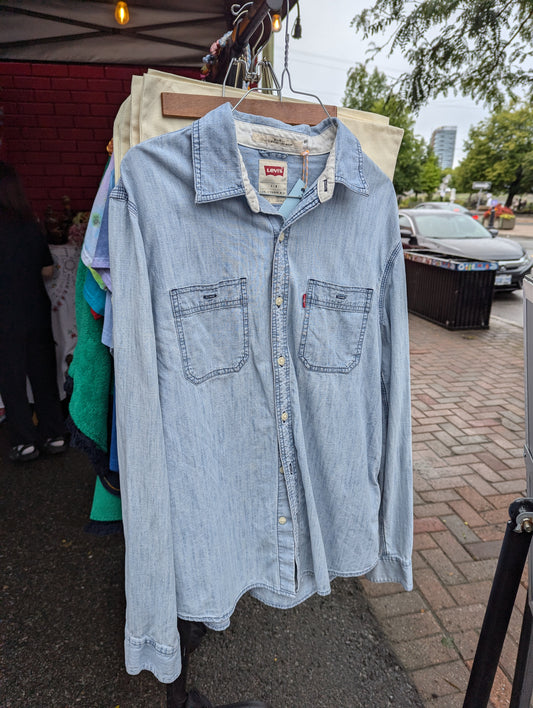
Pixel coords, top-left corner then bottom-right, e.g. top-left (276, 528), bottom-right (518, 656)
top-left (115, 1), bottom-right (130, 25)
top-left (271, 13), bottom-right (282, 32)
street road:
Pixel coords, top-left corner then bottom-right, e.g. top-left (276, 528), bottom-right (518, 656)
top-left (491, 229), bottom-right (533, 327)
top-left (492, 289), bottom-right (524, 327)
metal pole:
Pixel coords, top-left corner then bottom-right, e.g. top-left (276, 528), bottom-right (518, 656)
top-left (463, 499), bottom-right (533, 708)
top-left (167, 620), bottom-right (207, 708)
top-left (510, 599), bottom-right (533, 707)
top-left (261, 34), bottom-right (274, 65)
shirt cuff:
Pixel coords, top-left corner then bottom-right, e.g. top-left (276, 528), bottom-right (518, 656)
top-left (365, 556), bottom-right (413, 591)
top-left (125, 634), bottom-right (182, 683)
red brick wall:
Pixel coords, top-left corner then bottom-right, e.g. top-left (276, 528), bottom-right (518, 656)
top-left (0, 62), bottom-right (199, 219)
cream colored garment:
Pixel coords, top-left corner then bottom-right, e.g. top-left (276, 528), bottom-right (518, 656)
top-left (337, 110), bottom-right (405, 179)
top-left (113, 70), bottom-right (403, 180)
top-left (112, 95), bottom-right (131, 177)
top-left (129, 75), bottom-right (144, 148)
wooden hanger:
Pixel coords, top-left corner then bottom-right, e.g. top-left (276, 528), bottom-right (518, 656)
top-left (161, 1), bottom-right (336, 126)
top-left (160, 92), bottom-right (337, 125)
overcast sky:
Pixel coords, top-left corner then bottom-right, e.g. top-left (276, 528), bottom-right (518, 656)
top-left (272, 0), bottom-right (489, 165)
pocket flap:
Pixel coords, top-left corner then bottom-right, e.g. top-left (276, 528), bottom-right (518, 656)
top-left (171, 278), bottom-right (246, 316)
top-left (307, 279), bottom-right (373, 312)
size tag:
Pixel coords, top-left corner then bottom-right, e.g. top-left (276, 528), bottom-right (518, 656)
top-left (259, 159), bottom-right (288, 203)
top-left (277, 178), bottom-right (306, 219)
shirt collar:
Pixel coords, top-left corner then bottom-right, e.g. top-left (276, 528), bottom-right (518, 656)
top-left (192, 102), bottom-right (369, 210)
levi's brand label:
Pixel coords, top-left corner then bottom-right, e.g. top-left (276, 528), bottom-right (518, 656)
top-left (264, 165), bottom-right (285, 177)
top-left (259, 159), bottom-right (288, 204)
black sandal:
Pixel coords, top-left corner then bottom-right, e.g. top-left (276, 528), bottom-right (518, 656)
top-left (9, 444), bottom-right (40, 462)
top-left (43, 437), bottom-right (67, 454)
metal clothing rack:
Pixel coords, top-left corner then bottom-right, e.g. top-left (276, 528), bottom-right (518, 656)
top-left (463, 500), bottom-right (533, 707)
top-left (463, 274), bottom-right (533, 707)
top-left (209, 0), bottom-right (298, 85)
top-left (160, 0), bottom-right (336, 126)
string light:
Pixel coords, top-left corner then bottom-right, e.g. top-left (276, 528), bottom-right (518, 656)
top-left (114, 1), bottom-right (130, 25)
top-left (271, 13), bottom-right (282, 32)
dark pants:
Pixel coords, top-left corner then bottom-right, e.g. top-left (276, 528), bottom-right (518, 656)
top-left (0, 325), bottom-right (66, 447)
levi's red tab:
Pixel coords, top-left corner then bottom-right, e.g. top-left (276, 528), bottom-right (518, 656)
top-left (264, 165), bottom-right (285, 177)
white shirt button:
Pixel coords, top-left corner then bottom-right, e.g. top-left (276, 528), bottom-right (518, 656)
top-left (275, 296), bottom-right (283, 307)
top-left (278, 516), bottom-right (287, 525)
top-left (281, 411), bottom-right (288, 422)
top-left (277, 356), bottom-right (285, 367)
top-left (279, 232), bottom-right (285, 242)
top-left (279, 466), bottom-right (284, 475)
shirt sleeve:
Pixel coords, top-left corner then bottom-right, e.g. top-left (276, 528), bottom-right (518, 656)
top-left (91, 168), bottom-right (115, 292)
top-left (108, 180), bottom-right (182, 683)
top-left (366, 209), bottom-right (413, 592)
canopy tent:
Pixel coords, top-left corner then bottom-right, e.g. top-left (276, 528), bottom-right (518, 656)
top-left (0, 0), bottom-right (236, 67)
top-left (0, 0), bottom-right (297, 216)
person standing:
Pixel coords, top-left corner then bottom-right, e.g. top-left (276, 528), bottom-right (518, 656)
top-left (0, 162), bottom-right (67, 461)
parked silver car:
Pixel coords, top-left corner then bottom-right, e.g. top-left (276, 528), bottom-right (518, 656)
top-left (414, 201), bottom-right (479, 219)
top-left (399, 209), bottom-right (533, 292)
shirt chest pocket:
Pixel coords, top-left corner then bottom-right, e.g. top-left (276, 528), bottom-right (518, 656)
top-left (299, 279), bottom-right (373, 373)
top-left (170, 278), bottom-right (249, 385)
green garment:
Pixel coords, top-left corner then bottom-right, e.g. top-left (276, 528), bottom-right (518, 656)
top-left (90, 476), bottom-right (122, 522)
top-left (69, 260), bottom-right (122, 523)
top-left (69, 260), bottom-right (112, 452)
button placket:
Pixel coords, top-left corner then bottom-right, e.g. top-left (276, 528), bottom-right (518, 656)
top-left (272, 231), bottom-right (294, 464)
top-left (271, 226), bottom-right (299, 592)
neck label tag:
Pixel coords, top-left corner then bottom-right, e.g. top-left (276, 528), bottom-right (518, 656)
top-left (259, 159), bottom-right (288, 201)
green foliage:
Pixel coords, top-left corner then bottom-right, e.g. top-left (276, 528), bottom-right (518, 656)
top-left (393, 124), bottom-right (426, 195)
top-left (417, 149), bottom-right (442, 196)
top-left (398, 195), bottom-right (420, 208)
top-left (342, 63), bottom-right (441, 194)
top-left (454, 103), bottom-right (533, 206)
top-left (343, 63), bottom-right (411, 127)
top-left (342, 63), bottom-right (391, 113)
top-left (352, 0), bottom-right (533, 110)
top-left (441, 167), bottom-right (457, 189)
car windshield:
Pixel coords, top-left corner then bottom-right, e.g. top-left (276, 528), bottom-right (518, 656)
top-left (413, 213), bottom-right (490, 239)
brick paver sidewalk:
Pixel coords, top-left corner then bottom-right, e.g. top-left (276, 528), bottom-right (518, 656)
top-left (360, 313), bottom-right (529, 708)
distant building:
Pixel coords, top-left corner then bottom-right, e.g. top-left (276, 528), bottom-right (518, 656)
top-left (430, 126), bottom-right (457, 169)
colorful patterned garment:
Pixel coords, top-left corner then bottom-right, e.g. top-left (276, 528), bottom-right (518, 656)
top-left (81, 157), bottom-right (114, 289)
top-left (45, 242), bottom-right (81, 398)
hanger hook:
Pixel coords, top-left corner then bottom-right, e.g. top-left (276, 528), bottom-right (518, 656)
top-left (223, 3), bottom-right (280, 94)
top-left (228, 0), bottom-right (332, 121)
top-left (277, 0), bottom-right (331, 118)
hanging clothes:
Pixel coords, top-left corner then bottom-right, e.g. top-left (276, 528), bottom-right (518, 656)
top-left (45, 241), bottom-right (81, 398)
top-left (66, 258), bottom-right (119, 525)
top-left (109, 103), bottom-right (412, 683)
top-left (65, 152), bottom-right (122, 531)
top-left (112, 69), bottom-right (403, 179)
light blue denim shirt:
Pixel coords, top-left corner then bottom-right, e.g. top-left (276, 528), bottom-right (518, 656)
top-left (109, 103), bottom-right (412, 683)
